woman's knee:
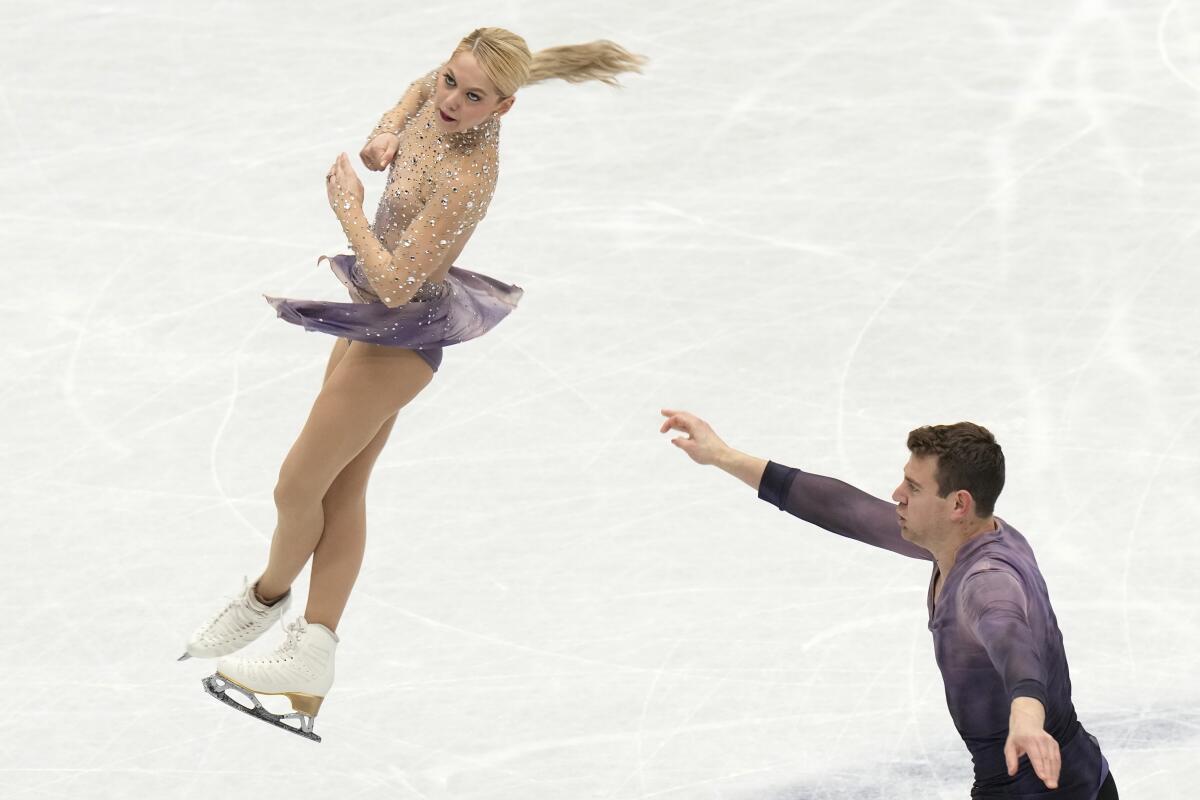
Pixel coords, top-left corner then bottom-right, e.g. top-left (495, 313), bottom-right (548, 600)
top-left (322, 475), bottom-right (368, 514)
top-left (273, 469), bottom-right (324, 513)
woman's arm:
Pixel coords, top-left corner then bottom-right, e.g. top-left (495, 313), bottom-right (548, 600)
top-left (367, 69), bottom-right (436, 141)
top-left (361, 69), bottom-right (437, 171)
top-left (326, 153), bottom-right (494, 308)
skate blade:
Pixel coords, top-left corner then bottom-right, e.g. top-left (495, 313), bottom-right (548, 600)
top-left (177, 651), bottom-right (192, 662)
top-left (215, 672), bottom-right (325, 717)
top-left (202, 674), bottom-right (322, 743)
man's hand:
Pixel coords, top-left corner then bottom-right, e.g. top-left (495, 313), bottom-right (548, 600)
top-left (1005, 697), bottom-right (1060, 790)
top-left (660, 409), bottom-right (769, 489)
top-left (659, 409), bottom-right (730, 465)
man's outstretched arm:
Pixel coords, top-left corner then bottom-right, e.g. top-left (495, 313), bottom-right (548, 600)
top-left (660, 409), bottom-right (931, 561)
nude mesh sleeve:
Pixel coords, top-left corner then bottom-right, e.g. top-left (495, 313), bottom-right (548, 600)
top-left (358, 157), bottom-right (497, 306)
top-left (366, 68), bottom-right (438, 140)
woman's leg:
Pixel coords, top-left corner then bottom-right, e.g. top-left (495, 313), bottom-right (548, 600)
top-left (307, 338), bottom-right (400, 630)
top-left (321, 337), bottom-right (352, 384)
top-left (304, 411), bottom-right (398, 630)
top-left (255, 341), bottom-right (433, 602)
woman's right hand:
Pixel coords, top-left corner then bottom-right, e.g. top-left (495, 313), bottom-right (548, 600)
top-left (360, 132), bottom-right (400, 171)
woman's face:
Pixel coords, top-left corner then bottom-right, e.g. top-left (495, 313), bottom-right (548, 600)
top-left (433, 51), bottom-right (515, 133)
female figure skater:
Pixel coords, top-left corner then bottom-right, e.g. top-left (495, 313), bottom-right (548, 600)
top-left (179, 27), bottom-right (644, 741)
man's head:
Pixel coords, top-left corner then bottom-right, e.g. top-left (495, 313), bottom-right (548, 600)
top-left (892, 422), bottom-right (1005, 546)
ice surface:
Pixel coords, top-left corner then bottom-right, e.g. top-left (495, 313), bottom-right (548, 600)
top-left (2, 1), bottom-right (1197, 797)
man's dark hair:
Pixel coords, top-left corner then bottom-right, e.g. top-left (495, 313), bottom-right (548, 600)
top-left (906, 422), bottom-right (1005, 517)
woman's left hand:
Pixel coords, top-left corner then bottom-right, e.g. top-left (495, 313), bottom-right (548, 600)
top-left (325, 153), bottom-right (365, 218)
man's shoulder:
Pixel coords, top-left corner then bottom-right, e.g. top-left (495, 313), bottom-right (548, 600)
top-left (964, 526), bottom-right (1043, 584)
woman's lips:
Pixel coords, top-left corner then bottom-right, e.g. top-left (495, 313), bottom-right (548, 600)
top-left (439, 109), bottom-right (456, 122)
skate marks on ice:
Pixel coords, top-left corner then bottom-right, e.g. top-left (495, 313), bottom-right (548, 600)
top-left (201, 674), bottom-right (323, 743)
top-left (720, 709), bottom-right (1200, 800)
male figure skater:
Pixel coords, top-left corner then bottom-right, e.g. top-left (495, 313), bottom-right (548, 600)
top-left (660, 409), bottom-right (1116, 799)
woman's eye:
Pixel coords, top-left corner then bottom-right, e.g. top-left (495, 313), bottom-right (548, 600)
top-left (444, 74), bottom-right (455, 86)
top-left (467, 92), bottom-right (480, 102)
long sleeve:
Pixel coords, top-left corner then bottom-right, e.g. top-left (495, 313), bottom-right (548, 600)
top-left (958, 567), bottom-right (1048, 706)
top-left (348, 162), bottom-right (496, 308)
top-left (366, 69), bottom-right (437, 141)
top-left (758, 461), bottom-right (932, 561)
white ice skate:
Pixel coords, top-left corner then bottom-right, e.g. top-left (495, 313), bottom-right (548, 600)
top-left (202, 616), bottom-right (338, 742)
top-left (178, 577), bottom-right (291, 661)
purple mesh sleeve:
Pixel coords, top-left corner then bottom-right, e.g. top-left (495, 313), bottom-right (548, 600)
top-left (758, 461), bottom-right (932, 561)
top-left (958, 568), bottom-right (1049, 707)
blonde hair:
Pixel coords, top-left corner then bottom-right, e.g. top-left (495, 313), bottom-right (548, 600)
top-left (453, 27), bottom-right (646, 99)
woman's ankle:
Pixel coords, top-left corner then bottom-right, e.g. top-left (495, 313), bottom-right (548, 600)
top-left (253, 578), bottom-right (289, 606)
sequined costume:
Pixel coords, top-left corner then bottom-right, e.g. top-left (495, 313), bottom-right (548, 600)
top-left (758, 463), bottom-right (1112, 799)
top-left (265, 69), bottom-right (523, 372)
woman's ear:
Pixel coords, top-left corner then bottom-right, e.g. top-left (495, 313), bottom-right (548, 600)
top-left (495, 95), bottom-right (516, 117)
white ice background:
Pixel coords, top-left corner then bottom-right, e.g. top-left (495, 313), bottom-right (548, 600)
top-left (2, 1), bottom-right (1198, 798)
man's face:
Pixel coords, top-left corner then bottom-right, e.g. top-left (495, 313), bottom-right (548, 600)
top-left (892, 454), bottom-right (951, 546)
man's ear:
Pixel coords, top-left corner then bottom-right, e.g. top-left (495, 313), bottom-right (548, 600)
top-left (952, 490), bottom-right (975, 520)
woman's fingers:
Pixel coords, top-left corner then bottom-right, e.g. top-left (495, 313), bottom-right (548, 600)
top-left (329, 153), bottom-right (351, 176)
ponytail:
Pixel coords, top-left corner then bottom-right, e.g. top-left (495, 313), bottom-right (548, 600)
top-left (455, 28), bottom-right (645, 98)
top-left (527, 40), bottom-right (646, 87)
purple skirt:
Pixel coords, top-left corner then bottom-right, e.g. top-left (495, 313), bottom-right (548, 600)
top-left (264, 254), bottom-right (523, 372)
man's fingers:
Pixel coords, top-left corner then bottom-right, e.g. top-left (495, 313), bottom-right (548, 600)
top-left (1011, 738), bottom-right (1060, 790)
top-left (1035, 740), bottom-right (1061, 789)
top-left (660, 409), bottom-right (699, 429)
top-left (1029, 744), bottom-right (1047, 781)
top-left (660, 415), bottom-right (693, 436)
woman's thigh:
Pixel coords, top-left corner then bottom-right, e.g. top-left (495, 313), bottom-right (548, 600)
top-left (322, 337), bottom-right (352, 386)
top-left (322, 412), bottom-right (398, 510)
top-left (278, 342), bottom-right (433, 503)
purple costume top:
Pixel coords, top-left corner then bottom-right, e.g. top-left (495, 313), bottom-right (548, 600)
top-left (264, 68), bottom-right (523, 353)
top-left (758, 462), bottom-right (1110, 799)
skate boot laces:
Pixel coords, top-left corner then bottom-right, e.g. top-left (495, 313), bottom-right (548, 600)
top-left (270, 618), bottom-right (308, 663)
top-left (204, 581), bottom-right (262, 636)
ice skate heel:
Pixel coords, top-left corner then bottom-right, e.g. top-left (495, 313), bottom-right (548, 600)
top-left (283, 692), bottom-right (324, 717)
top-left (203, 674), bottom-right (325, 742)
top-left (200, 617), bottom-right (337, 742)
